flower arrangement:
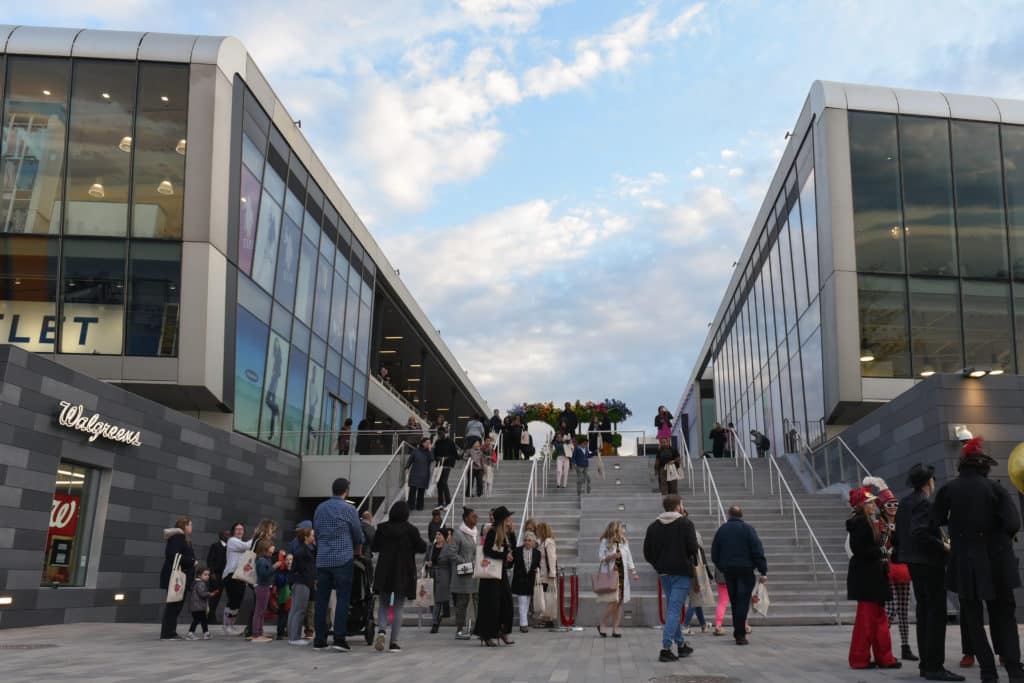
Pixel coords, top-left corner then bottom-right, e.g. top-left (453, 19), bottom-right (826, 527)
top-left (506, 399), bottom-right (632, 430)
top-left (603, 398), bottom-right (632, 425)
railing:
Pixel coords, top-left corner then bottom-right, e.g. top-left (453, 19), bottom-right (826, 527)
top-left (356, 440), bottom-right (412, 522)
top-left (679, 434), bottom-right (696, 495)
top-left (440, 459), bottom-right (473, 530)
top-left (727, 427), bottom-right (755, 495)
top-left (517, 455), bottom-right (540, 540)
top-left (765, 453), bottom-right (841, 624)
top-left (372, 373), bottom-right (429, 421)
top-left (803, 434), bottom-right (873, 491)
top-left (700, 456), bottom-right (727, 525)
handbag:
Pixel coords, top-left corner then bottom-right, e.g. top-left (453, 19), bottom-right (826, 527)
top-left (590, 561), bottom-right (619, 596)
top-left (234, 547), bottom-right (258, 585)
top-left (473, 544), bottom-right (504, 580)
top-left (456, 562), bottom-right (474, 576)
top-left (165, 553), bottom-right (186, 603)
top-left (414, 567), bottom-right (434, 608)
top-left (532, 578), bottom-right (547, 616)
top-left (692, 554), bottom-right (717, 609)
top-left (751, 582), bottom-right (770, 616)
top-left (664, 463), bottom-right (680, 482)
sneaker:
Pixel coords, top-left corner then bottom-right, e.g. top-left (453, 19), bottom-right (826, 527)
top-left (251, 635), bottom-right (273, 643)
top-left (455, 630), bottom-right (471, 641)
top-left (700, 624), bottom-right (710, 633)
top-left (288, 639), bottom-right (310, 646)
top-left (677, 643), bottom-right (693, 659)
top-left (374, 631), bottom-right (386, 652)
top-left (202, 632), bottom-right (212, 640)
top-left (658, 649), bottom-right (678, 663)
top-left (388, 642), bottom-right (401, 653)
top-left (331, 639), bottom-right (351, 652)
top-left (683, 627), bottom-right (693, 636)
top-left (313, 642), bottom-right (330, 651)
top-left (184, 632), bottom-right (199, 641)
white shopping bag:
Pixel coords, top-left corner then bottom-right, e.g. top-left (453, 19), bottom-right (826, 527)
top-left (751, 582), bottom-right (770, 616)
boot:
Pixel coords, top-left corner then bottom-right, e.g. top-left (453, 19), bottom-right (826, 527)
top-left (902, 645), bottom-right (919, 662)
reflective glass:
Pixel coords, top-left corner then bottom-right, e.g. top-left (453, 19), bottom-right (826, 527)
top-left (768, 236), bottom-right (785, 344)
top-left (849, 112), bottom-right (904, 273)
top-left (60, 238), bottom-right (125, 354)
top-left (962, 280), bottom-right (1013, 373)
top-left (800, 328), bottom-right (824, 444)
top-left (800, 168), bottom-right (819, 295)
top-left (64, 60), bottom-right (136, 236)
top-left (788, 202), bottom-right (808, 314)
top-left (0, 236), bottom-right (58, 351)
top-left (251, 191), bottom-right (282, 293)
top-left (238, 272), bottom-right (271, 322)
top-left (901, 116), bottom-right (957, 276)
top-left (1, 57), bottom-right (69, 234)
top-left (952, 121), bottom-right (1008, 278)
top-left (301, 360), bottom-right (325, 454)
top-left (281, 347), bottom-right (308, 454)
top-left (132, 63), bottom-right (187, 239)
top-left (789, 341), bottom-right (806, 436)
top-left (234, 305), bottom-right (269, 438)
top-left (41, 460), bottom-right (98, 587)
top-left (241, 133), bottom-right (264, 177)
top-left (858, 275), bottom-right (910, 378)
top-left (312, 254), bottom-right (332, 339)
top-left (273, 216), bottom-right (300, 310)
top-left (125, 241), bottom-right (180, 356)
top-left (1015, 285), bottom-right (1024, 372)
top-left (263, 148), bottom-right (286, 204)
top-left (908, 278), bottom-right (962, 375)
top-left (759, 269), bottom-right (775, 358)
top-left (328, 269), bottom-right (346, 348)
top-left (1001, 125), bottom-right (1024, 279)
top-left (238, 166), bottom-right (261, 275)
top-left (259, 329), bottom-right (289, 446)
top-left (294, 237), bottom-right (316, 325)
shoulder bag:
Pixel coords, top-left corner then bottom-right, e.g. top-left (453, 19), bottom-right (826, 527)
top-left (414, 565), bottom-right (435, 607)
top-left (473, 544), bottom-right (504, 580)
top-left (166, 553), bottom-right (186, 603)
top-left (234, 542), bottom-right (259, 586)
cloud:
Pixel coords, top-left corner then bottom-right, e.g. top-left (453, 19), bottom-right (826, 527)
top-left (614, 171), bottom-right (668, 199)
top-left (727, 167), bottom-right (744, 177)
top-left (660, 185), bottom-right (744, 247)
top-left (454, 0), bottom-right (560, 32)
top-left (720, 148), bottom-right (737, 160)
top-left (689, 167), bottom-right (705, 179)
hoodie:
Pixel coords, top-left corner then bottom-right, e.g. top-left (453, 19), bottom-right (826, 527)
top-left (160, 527), bottom-right (195, 590)
top-left (642, 512), bottom-right (698, 576)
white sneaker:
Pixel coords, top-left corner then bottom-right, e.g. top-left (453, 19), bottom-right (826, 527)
top-left (683, 627), bottom-right (693, 636)
top-left (184, 632), bottom-right (199, 641)
top-left (202, 632), bottom-right (212, 640)
top-left (288, 639), bottom-right (310, 646)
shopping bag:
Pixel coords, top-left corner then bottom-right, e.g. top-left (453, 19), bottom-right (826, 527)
top-left (414, 567), bottom-right (434, 607)
top-left (166, 553), bottom-right (186, 603)
top-left (542, 583), bottom-right (559, 622)
top-left (399, 471), bottom-right (410, 503)
top-left (664, 463), bottom-right (679, 482)
top-left (473, 544), bottom-right (504, 580)
top-left (233, 548), bottom-right (258, 585)
top-left (426, 466), bottom-right (441, 498)
top-left (751, 582), bottom-right (770, 616)
top-left (692, 557), bottom-right (717, 609)
top-left (532, 580), bottom-right (547, 616)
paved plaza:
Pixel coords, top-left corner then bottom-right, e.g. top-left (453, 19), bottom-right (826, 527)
top-left (0, 621), bottom-right (1012, 683)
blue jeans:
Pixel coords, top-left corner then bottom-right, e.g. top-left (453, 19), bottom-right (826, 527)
top-left (314, 562), bottom-right (354, 646)
top-left (660, 574), bottom-right (691, 649)
top-left (684, 605), bottom-right (705, 627)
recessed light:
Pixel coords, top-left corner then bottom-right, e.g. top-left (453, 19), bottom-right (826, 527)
top-left (160, 95), bottom-right (169, 102)
top-left (407, 378), bottom-right (420, 382)
top-left (969, 370), bottom-right (987, 378)
top-left (384, 336), bottom-right (403, 340)
top-left (114, 593), bottom-right (125, 601)
top-left (859, 353), bottom-right (875, 363)
top-left (42, 89), bottom-right (51, 96)
top-left (409, 364), bottom-right (421, 368)
top-left (379, 350), bottom-right (397, 354)
top-left (919, 370), bottom-right (935, 378)
top-left (989, 369), bottom-right (1004, 376)
top-left (0, 596), bottom-right (11, 606)
top-left (157, 179), bottom-right (174, 195)
top-left (101, 92), bottom-right (110, 99)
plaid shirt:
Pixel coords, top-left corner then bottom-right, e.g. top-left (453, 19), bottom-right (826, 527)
top-left (313, 496), bottom-right (364, 568)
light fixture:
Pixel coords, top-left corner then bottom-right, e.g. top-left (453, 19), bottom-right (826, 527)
top-left (384, 336), bottom-right (403, 340)
top-left (407, 378), bottom-right (420, 383)
top-left (0, 596), bottom-right (12, 606)
top-left (919, 370), bottom-right (935, 378)
top-left (160, 95), bottom-right (169, 102)
top-left (378, 350), bottom-right (397, 354)
top-left (409, 363), bottom-right (421, 368)
top-left (457, 416), bottom-right (470, 419)
top-left (42, 89), bottom-right (51, 96)
top-left (118, 135), bottom-right (133, 152)
top-left (436, 407), bottom-right (449, 412)
top-left (13, 278), bottom-right (21, 285)
top-left (859, 351), bottom-right (875, 363)
top-left (157, 179), bottom-right (174, 195)
top-left (175, 138), bottom-right (186, 155)
top-left (989, 369), bottom-right (1005, 376)
top-left (88, 178), bottom-right (105, 199)
top-left (963, 367), bottom-right (988, 378)
top-left (101, 92), bottom-right (110, 100)
top-left (114, 593), bottom-right (125, 601)
top-left (57, 469), bottom-right (72, 476)
top-left (890, 225), bottom-right (901, 240)
top-left (402, 389), bottom-right (416, 394)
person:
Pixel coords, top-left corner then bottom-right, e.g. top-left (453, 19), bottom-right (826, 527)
top-left (554, 431), bottom-right (571, 489)
top-left (587, 416), bottom-right (600, 453)
top-left (337, 418), bottom-right (353, 455)
top-left (709, 422), bottom-right (727, 459)
top-left (571, 435), bottom-right (591, 496)
top-left (186, 564), bottom-right (212, 640)
top-left (221, 522), bottom-right (249, 635)
top-left (644, 494), bottom-right (698, 662)
top-left (683, 525), bottom-right (712, 635)
top-left (206, 530), bottom-right (228, 624)
top-left (465, 439), bottom-right (486, 497)
top-left (596, 521), bottom-right (639, 638)
top-left (520, 426), bottom-right (535, 458)
top-left (406, 436), bottom-right (433, 511)
top-left (536, 522), bottom-right (558, 628)
top-left (845, 486), bottom-right (900, 670)
top-left (426, 507), bottom-right (444, 542)
top-left (711, 505), bottom-right (767, 646)
top-left (712, 560), bottom-right (730, 636)
top-left (655, 437), bottom-right (682, 495)
top-left (559, 402), bottom-right (579, 435)
top-left (274, 551), bottom-right (293, 641)
top-left (726, 422), bottom-right (737, 458)
top-left (933, 438), bottom-right (1023, 683)
top-left (867, 477), bottom-right (917, 664)
top-left (372, 500), bottom-right (428, 652)
top-left (160, 517), bottom-right (196, 640)
top-left (521, 518), bottom-right (538, 544)
top-left (312, 477), bottom-right (365, 652)
top-left (750, 429), bottom-right (770, 458)
top-left (599, 413), bottom-right (612, 454)
top-left (511, 531), bottom-right (542, 633)
top-left (433, 427), bottom-right (458, 507)
top-left (428, 528), bottom-right (454, 634)
top-left (288, 527), bottom-right (316, 645)
top-left (488, 410), bottom-right (503, 439)
top-left (443, 507), bottom-right (479, 640)
top-left (466, 415), bottom-right (485, 447)
top-left (251, 539), bottom-right (276, 643)
top-left (433, 413), bottom-right (450, 439)
top-left (476, 505), bottom-right (515, 646)
top-left (483, 436), bottom-right (498, 495)
top-left (241, 519), bottom-right (278, 638)
top-left (509, 416), bottom-right (523, 460)
top-left (655, 406), bottom-right (673, 442)
top-left (359, 511), bottom-right (376, 558)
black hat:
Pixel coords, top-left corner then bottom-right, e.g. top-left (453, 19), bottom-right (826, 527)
top-left (906, 463), bottom-right (936, 489)
top-left (492, 505), bottom-right (512, 524)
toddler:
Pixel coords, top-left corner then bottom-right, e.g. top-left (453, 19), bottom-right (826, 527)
top-left (187, 565), bottom-right (212, 640)
top-left (275, 552), bottom-right (293, 640)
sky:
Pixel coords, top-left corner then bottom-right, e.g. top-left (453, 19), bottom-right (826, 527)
top-left (11, 0), bottom-right (1024, 440)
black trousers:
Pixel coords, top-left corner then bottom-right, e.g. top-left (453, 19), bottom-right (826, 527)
top-left (208, 577), bottom-right (223, 622)
top-left (723, 567), bottom-right (755, 641)
top-left (409, 487), bottom-right (425, 510)
top-left (467, 470), bottom-right (483, 497)
top-left (161, 599), bottom-right (185, 638)
top-left (959, 593), bottom-right (1022, 680)
top-left (189, 610), bottom-right (209, 633)
top-left (907, 563), bottom-right (947, 673)
top-left (436, 467), bottom-right (451, 507)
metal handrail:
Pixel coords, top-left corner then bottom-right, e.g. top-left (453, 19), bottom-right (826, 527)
top-left (801, 433), bottom-right (873, 491)
top-left (679, 435), bottom-right (696, 495)
top-left (356, 441), bottom-right (410, 518)
top-left (765, 453), bottom-right (841, 625)
top-left (700, 457), bottom-right (727, 525)
top-left (440, 459), bottom-right (473, 530)
top-left (727, 428), bottom-right (755, 494)
top-left (517, 456), bottom-right (540, 540)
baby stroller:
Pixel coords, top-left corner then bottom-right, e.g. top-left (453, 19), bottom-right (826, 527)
top-left (347, 554), bottom-right (376, 645)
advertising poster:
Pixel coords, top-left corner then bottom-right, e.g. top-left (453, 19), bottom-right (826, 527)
top-left (234, 306), bottom-right (269, 439)
top-left (42, 491), bottom-right (82, 585)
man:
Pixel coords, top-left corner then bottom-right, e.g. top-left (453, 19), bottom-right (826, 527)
top-left (571, 435), bottom-right (591, 496)
top-left (711, 506), bottom-right (767, 645)
top-left (206, 529), bottom-right (229, 623)
top-left (894, 464), bottom-right (963, 682)
top-left (465, 415), bottom-right (485, 447)
top-left (427, 507), bottom-right (444, 543)
top-left (749, 430), bottom-right (770, 458)
top-left (433, 427), bottom-right (458, 507)
top-left (559, 402), bottom-right (579, 436)
top-left (488, 410), bottom-right (502, 438)
top-left (655, 437), bottom-right (682, 495)
top-left (933, 438), bottom-right (1023, 683)
top-left (643, 494), bottom-right (699, 662)
top-left (312, 477), bottom-right (364, 652)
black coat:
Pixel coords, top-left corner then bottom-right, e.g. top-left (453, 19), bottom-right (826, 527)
top-left (643, 515), bottom-right (698, 576)
top-left (932, 468), bottom-right (1022, 601)
top-left (846, 515), bottom-right (890, 604)
top-left (159, 530), bottom-right (195, 590)
top-left (892, 489), bottom-right (945, 567)
top-left (433, 438), bottom-right (459, 468)
top-left (510, 546), bottom-right (542, 595)
top-left (289, 542), bottom-right (316, 589)
top-left (206, 540), bottom-right (226, 582)
top-left (559, 409), bottom-right (578, 433)
top-left (372, 520), bottom-right (427, 600)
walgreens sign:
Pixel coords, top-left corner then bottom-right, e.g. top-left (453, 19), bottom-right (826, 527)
top-left (57, 401), bottom-right (142, 447)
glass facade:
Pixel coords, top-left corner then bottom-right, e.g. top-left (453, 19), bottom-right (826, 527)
top-left (0, 56), bottom-right (185, 355)
top-left (41, 460), bottom-right (99, 587)
top-left (232, 87), bottom-right (374, 455)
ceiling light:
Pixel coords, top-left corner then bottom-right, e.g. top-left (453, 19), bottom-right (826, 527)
top-left (457, 416), bottom-right (470, 419)
top-left (402, 389), bottom-right (416, 394)
top-left (859, 352), bottom-right (875, 363)
top-left (0, 596), bottom-right (12, 606)
top-left (964, 367), bottom-right (988, 378)
top-left (436, 408), bottom-right (448, 412)
top-left (384, 336), bottom-right (403, 340)
top-left (14, 278), bottom-right (21, 285)
top-left (989, 368), bottom-right (1004, 376)
top-left (114, 593), bottom-right (125, 601)
top-left (919, 370), bottom-right (935, 378)
top-left (88, 179), bottom-right (105, 199)
top-left (157, 179), bottom-right (174, 195)
top-left (175, 139), bottom-right (186, 155)
top-left (379, 350), bottom-right (397, 354)
top-left (57, 469), bottom-right (72, 476)
top-left (118, 136), bottom-right (132, 152)
top-left (160, 95), bottom-right (169, 102)
top-left (409, 363), bottom-right (421, 368)
top-left (407, 378), bottom-right (420, 382)
top-left (101, 92), bottom-right (110, 99)
top-left (42, 89), bottom-right (51, 96)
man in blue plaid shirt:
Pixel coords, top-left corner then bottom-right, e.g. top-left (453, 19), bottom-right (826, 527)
top-left (313, 477), bottom-right (364, 651)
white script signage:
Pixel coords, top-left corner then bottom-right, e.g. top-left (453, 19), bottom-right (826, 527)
top-left (57, 401), bottom-right (142, 447)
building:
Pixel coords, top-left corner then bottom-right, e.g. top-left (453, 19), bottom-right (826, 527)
top-left (0, 25), bottom-right (487, 627)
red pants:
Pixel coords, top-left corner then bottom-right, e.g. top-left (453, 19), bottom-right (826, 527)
top-left (849, 601), bottom-right (897, 668)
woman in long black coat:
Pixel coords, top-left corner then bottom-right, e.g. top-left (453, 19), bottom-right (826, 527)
top-left (159, 516), bottom-right (196, 640)
top-left (371, 500), bottom-right (427, 651)
top-left (476, 506), bottom-right (515, 646)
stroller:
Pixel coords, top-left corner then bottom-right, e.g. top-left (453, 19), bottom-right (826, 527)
top-left (347, 554), bottom-right (376, 645)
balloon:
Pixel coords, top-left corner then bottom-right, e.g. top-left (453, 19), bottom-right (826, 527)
top-left (1009, 442), bottom-right (1024, 494)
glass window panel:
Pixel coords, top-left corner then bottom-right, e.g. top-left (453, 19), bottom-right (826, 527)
top-left (64, 60), bottom-right (136, 237)
top-left (328, 269), bottom-right (346, 349)
top-left (60, 238), bottom-right (125, 354)
top-left (789, 341), bottom-right (807, 436)
top-left (125, 241), bottom-right (180, 356)
top-left (327, 347), bottom-right (341, 377)
top-left (355, 303), bottom-right (371, 374)
top-left (798, 297), bottom-right (821, 345)
top-left (132, 63), bottom-right (187, 239)
top-left (284, 187), bottom-right (304, 225)
top-left (251, 191), bottom-right (281, 294)
top-left (342, 359), bottom-right (355, 389)
top-left (241, 111), bottom-right (267, 154)
top-left (41, 461), bottom-right (99, 587)
top-left (1, 56), bottom-right (69, 234)
top-left (759, 269), bottom-right (775, 359)
top-left (291, 319), bottom-right (310, 354)
top-left (238, 166), bottom-right (261, 276)
top-left (800, 328), bottom-right (824, 445)
top-left (769, 235), bottom-right (787, 342)
top-left (343, 284), bottom-right (360, 361)
top-left (858, 274), bottom-right (910, 378)
top-left (952, 121), bottom-right (1009, 278)
top-left (241, 133), bottom-right (264, 177)
top-left (778, 360), bottom-right (794, 438)
top-left (849, 112), bottom-right (904, 273)
top-left (258, 329), bottom-right (289, 446)
top-left (0, 236), bottom-right (58, 351)
top-left (234, 305), bottom-right (269, 438)
top-left (800, 167), bottom-right (819, 295)
top-left (788, 202), bottom-right (809, 313)
top-left (243, 89), bottom-right (269, 132)
top-left (778, 216), bottom-right (799, 331)
top-left (280, 347), bottom-right (308, 454)
top-left (262, 154), bottom-right (286, 205)
top-left (908, 278), bottom-right (962, 375)
top-left (1004, 125), bottom-right (1024, 280)
top-left (238, 272), bottom-right (271, 321)
top-left (270, 301), bottom-right (291, 337)
top-left (302, 360), bottom-right (326, 454)
top-left (312, 254), bottom-right (332, 339)
top-left (901, 116), bottom-right (957, 276)
top-left (273, 216), bottom-right (300, 310)
top-left (1015, 285), bottom-right (1024, 372)
top-left (309, 334), bottom-right (327, 366)
top-left (962, 280), bottom-right (1013, 372)
top-left (294, 237), bottom-right (316, 325)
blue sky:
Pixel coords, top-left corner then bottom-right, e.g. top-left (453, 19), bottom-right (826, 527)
top-left (12, 0), bottom-right (1024, 440)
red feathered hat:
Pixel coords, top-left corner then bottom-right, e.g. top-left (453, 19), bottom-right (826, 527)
top-left (961, 437), bottom-right (997, 466)
top-left (848, 486), bottom-right (876, 509)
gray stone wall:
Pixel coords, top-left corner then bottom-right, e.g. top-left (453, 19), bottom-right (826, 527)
top-left (0, 345), bottom-right (302, 628)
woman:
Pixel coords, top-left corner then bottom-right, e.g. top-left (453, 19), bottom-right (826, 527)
top-left (536, 522), bottom-right (558, 628)
top-left (372, 500), bottom-right (428, 652)
top-left (873, 483), bottom-right (916, 662)
top-left (476, 505), bottom-right (515, 646)
top-left (221, 521), bottom-right (249, 635)
top-left (846, 487), bottom-right (900, 670)
top-left (337, 418), bottom-right (353, 455)
top-left (510, 532), bottom-right (542, 633)
top-left (428, 528), bottom-right (454, 634)
top-left (554, 431), bottom-right (571, 489)
top-left (655, 406), bottom-right (673, 442)
top-left (406, 436), bottom-right (433, 511)
top-left (159, 516), bottom-right (196, 640)
top-left (521, 518), bottom-right (538, 545)
top-left (433, 427), bottom-right (458, 507)
top-left (709, 422), bottom-right (727, 459)
top-left (596, 521), bottom-right (638, 638)
top-left (588, 416), bottom-right (600, 453)
top-left (241, 519), bottom-right (278, 638)
top-left (655, 438), bottom-right (682, 495)
top-left (441, 507), bottom-right (479, 640)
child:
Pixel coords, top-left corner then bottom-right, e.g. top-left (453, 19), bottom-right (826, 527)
top-left (428, 529), bottom-right (453, 634)
top-left (510, 532), bottom-right (541, 633)
top-left (288, 527), bottom-right (316, 645)
top-left (274, 552), bottom-right (292, 640)
top-left (187, 565), bottom-right (212, 640)
top-left (252, 539), bottom-right (276, 643)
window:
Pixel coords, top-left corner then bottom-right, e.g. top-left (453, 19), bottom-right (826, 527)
top-left (251, 191), bottom-right (282, 294)
top-left (849, 112), bottom-right (904, 274)
top-left (1002, 125), bottom-right (1024, 280)
top-left (273, 216), bottom-right (300, 310)
top-left (908, 278), bottom-right (962, 376)
top-left (294, 236), bottom-right (317, 325)
top-left (800, 168), bottom-right (819, 295)
top-left (41, 461), bottom-right (100, 587)
top-left (64, 60), bottom-right (137, 237)
top-left (131, 63), bottom-right (187, 239)
top-left (900, 116), bottom-right (957, 276)
top-left (259, 330), bottom-right (289, 446)
top-left (962, 280), bottom-right (1013, 373)
top-left (60, 238), bottom-right (126, 354)
top-left (858, 275), bottom-right (910, 378)
top-left (1, 57), bottom-right (69, 234)
top-left (0, 236), bottom-right (58, 351)
top-left (800, 327), bottom-right (824, 445)
top-left (312, 254), bottom-right (333, 340)
top-left (1015, 285), bottom-right (1024, 372)
top-left (125, 241), bottom-right (180, 356)
top-left (281, 346), bottom-right (308, 454)
top-left (328, 269), bottom-right (346, 349)
top-left (238, 165), bottom-right (262, 276)
top-left (234, 305), bottom-right (269, 438)
top-left (952, 121), bottom-right (1008, 279)
top-left (302, 360), bottom-right (325, 454)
